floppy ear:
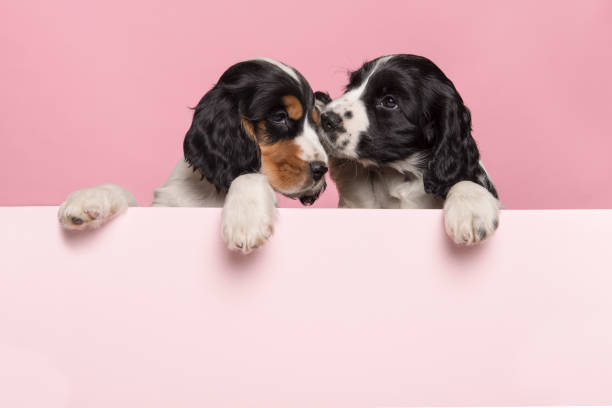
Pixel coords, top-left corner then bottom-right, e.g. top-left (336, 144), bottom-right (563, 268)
top-left (183, 87), bottom-right (261, 192)
top-left (314, 91), bottom-right (332, 110)
top-left (422, 96), bottom-right (481, 198)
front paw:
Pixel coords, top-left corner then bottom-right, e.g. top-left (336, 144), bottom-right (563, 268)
top-left (58, 184), bottom-right (136, 230)
top-left (222, 212), bottom-right (274, 254)
top-left (221, 174), bottom-right (277, 254)
top-left (444, 181), bottom-right (501, 245)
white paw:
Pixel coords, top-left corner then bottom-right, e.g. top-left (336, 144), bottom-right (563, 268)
top-left (444, 181), bottom-right (501, 245)
top-left (222, 174), bottom-right (277, 254)
top-left (57, 184), bottom-right (137, 230)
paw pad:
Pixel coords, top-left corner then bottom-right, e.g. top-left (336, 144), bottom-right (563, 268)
top-left (85, 209), bottom-right (100, 219)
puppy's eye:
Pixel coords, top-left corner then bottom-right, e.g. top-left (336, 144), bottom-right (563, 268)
top-left (381, 96), bottom-right (398, 109)
top-left (270, 111), bottom-right (288, 125)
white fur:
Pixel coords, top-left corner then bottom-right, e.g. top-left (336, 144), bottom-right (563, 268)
top-left (58, 184), bottom-right (138, 230)
top-left (58, 159), bottom-right (280, 254)
top-left (331, 159), bottom-right (443, 209)
top-left (296, 120), bottom-right (328, 163)
top-left (251, 58), bottom-right (326, 164)
top-left (323, 56), bottom-right (392, 158)
top-left (390, 178), bottom-right (443, 209)
top-left (152, 160), bottom-right (225, 207)
top-left (314, 98), bottom-right (327, 111)
top-left (222, 173), bottom-right (277, 254)
top-left (251, 57), bottom-right (299, 83)
top-left (330, 158), bottom-right (500, 245)
top-left (57, 58), bottom-right (317, 254)
top-left (323, 54), bottom-right (501, 245)
top-left (443, 180), bottom-right (502, 245)
top-left (388, 155), bottom-right (425, 177)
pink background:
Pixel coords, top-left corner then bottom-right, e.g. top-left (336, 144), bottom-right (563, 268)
top-left (1, 0), bottom-right (611, 209)
top-left (1, 207), bottom-right (612, 406)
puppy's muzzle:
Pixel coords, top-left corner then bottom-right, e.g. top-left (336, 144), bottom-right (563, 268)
top-left (299, 180), bottom-right (327, 206)
top-left (309, 160), bottom-right (328, 182)
top-left (320, 111), bottom-right (343, 132)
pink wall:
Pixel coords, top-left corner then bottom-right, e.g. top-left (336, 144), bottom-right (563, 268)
top-left (1, 0), bottom-right (611, 209)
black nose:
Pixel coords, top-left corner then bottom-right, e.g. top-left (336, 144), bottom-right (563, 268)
top-left (309, 161), bottom-right (328, 181)
top-left (320, 111), bottom-right (342, 132)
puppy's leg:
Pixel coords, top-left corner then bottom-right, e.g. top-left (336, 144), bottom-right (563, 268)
top-left (222, 173), bottom-right (277, 254)
top-left (444, 181), bottom-right (501, 245)
top-left (58, 184), bottom-right (138, 230)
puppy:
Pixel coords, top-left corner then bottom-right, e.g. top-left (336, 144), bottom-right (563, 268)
top-left (58, 58), bottom-right (328, 253)
top-left (317, 54), bottom-right (501, 245)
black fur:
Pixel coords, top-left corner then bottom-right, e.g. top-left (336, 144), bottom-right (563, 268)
top-left (314, 91), bottom-right (332, 105)
top-left (184, 85), bottom-right (261, 192)
top-left (321, 54), bottom-right (498, 199)
top-left (184, 60), bottom-right (313, 192)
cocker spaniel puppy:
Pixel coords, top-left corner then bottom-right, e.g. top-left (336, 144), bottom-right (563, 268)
top-left (316, 54), bottom-right (501, 245)
top-left (58, 58), bottom-right (328, 253)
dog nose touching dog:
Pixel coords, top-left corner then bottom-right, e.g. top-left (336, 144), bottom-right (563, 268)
top-left (58, 54), bottom-right (503, 252)
top-left (309, 161), bottom-right (328, 182)
top-left (317, 54), bottom-right (502, 245)
top-left (320, 112), bottom-right (343, 133)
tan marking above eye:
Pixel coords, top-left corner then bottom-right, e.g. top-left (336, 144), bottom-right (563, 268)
top-left (282, 95), bottom-right (304, 120)
top-left (311, 107), bottom-right (320, 125)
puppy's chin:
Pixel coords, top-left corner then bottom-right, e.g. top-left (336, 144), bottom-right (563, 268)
top-left (298, 180), bottom-right (327, 206)
top-left (277, 179), bottom-right (326, 206)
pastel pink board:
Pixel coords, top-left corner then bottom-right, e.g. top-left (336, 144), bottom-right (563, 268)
top-left (1, 207), bottom-right (611, 407)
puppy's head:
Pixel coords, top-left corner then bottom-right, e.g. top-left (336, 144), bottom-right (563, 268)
top-left (184, 58), bottom-right (328, 205)
top-left (318, 54), bottom-right (484, 198)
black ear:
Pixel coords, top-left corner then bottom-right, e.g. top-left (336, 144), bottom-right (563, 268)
top-left (183, 87), bottom-right (261, 192)
top-left (314, 91), bottom-right (332, 105)
top-left (422, 96), bottom-right (481, 198)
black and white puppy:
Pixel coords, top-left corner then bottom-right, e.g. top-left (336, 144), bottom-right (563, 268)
top-left (317, 54), bottom-right (501, 245)
top-left (58, 58), bottom-right (328, 253)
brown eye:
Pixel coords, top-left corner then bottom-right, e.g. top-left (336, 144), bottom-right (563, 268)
top-left (270, 111), bottom-right (288, 125)
top-left (381, 96), bottom-right (398, 109)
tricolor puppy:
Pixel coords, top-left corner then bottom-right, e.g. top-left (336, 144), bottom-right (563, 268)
top-left (58, 58), bottom-right (328, 253)
top-left (317, 54), bottom-right (501, 245)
